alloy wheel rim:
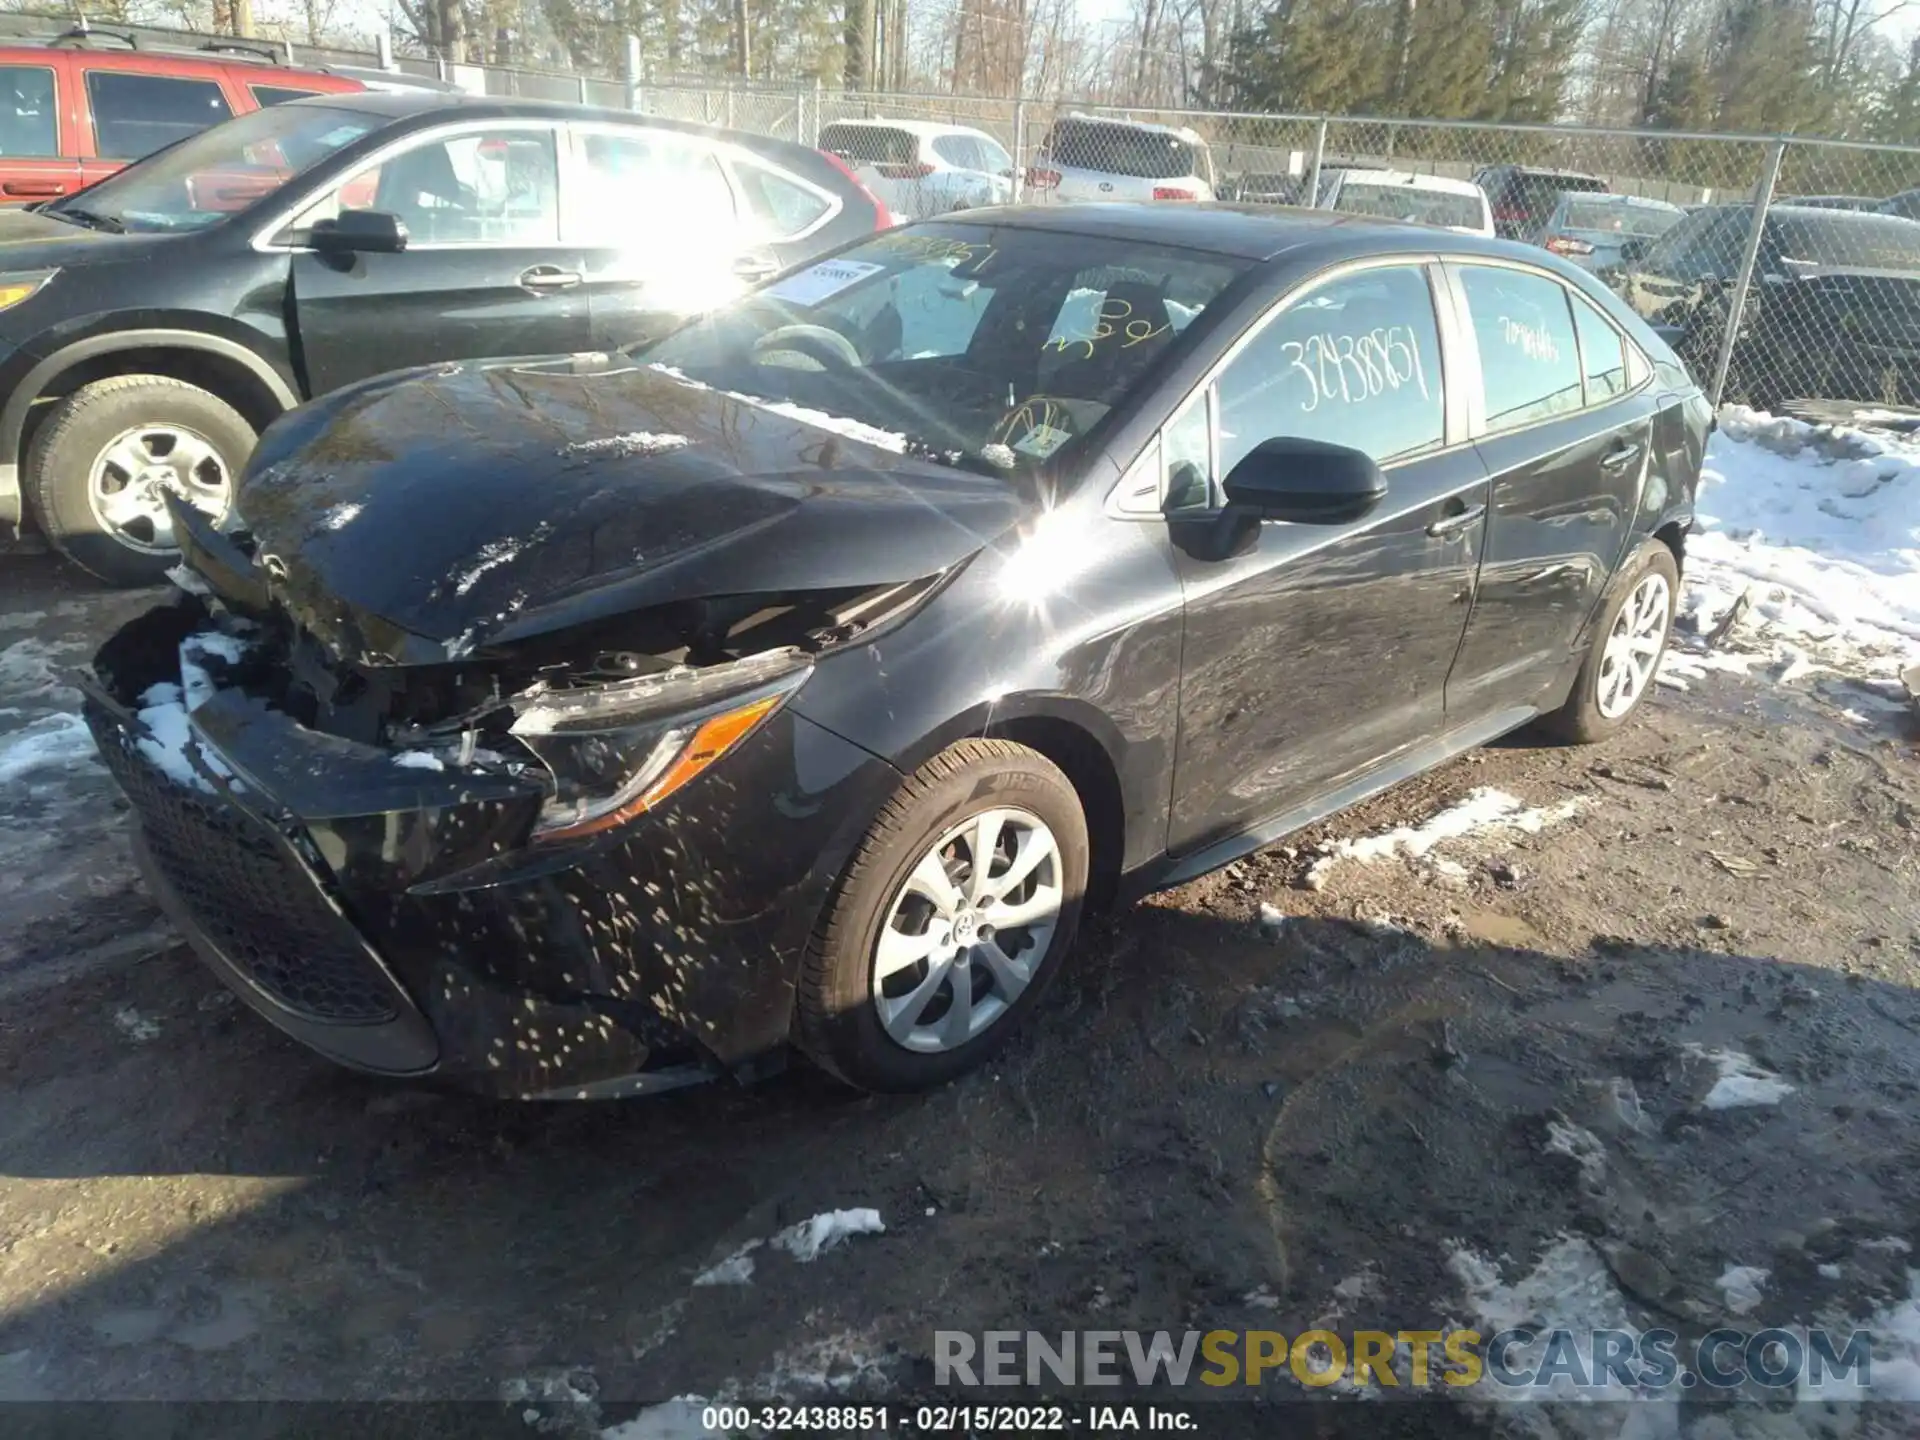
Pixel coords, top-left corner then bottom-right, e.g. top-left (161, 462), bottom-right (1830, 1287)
top-left (872, 806), bottom-right (1064, 1054)
top-left (1597, 572), bottom-right (1671, 719)
top-left (86, 423), bottom-right (231, 554)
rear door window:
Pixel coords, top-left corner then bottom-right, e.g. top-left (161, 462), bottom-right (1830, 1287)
top-left (1571, 293), bottom-right (1629, 402)
top-left (0, 65), bottom-right (58, 157)
top-left (1458, 265), bottom-right (1584, 431)
top-left (573, 130), bottom-right (736, 244)
top-left (86, 70), bottom-right (233, 159)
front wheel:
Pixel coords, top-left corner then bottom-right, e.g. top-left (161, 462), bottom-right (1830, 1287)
top-left (795, 739), bottom-right (1089, 1092)
top-left (25, 374), bottom-right (255, 588)
top-left (1544, 539), bottom-right (1679, 744)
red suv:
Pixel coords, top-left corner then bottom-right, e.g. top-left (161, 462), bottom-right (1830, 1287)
top-left (0, 26), bottom-right (368, 203)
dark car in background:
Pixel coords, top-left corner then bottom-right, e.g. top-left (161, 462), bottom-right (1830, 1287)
top-left (1612, 201), bottom-right (1920, 407)
top-left (1474, 163), bottom-right (1609, 240)
top-left (0, 89), bottom-right (887, 585)
top-left (85, 205), bottom-right (1706, 1100)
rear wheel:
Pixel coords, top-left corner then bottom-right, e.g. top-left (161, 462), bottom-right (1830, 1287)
top-left (795, 739), bottom-right (1088, 1092)
top-left (25, 374), bottom-right (255, 588)
top-left (1544, 539), bottom-right (1679, 744)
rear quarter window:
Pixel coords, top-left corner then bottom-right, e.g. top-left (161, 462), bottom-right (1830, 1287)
top-left (732, 160), bottom-right (832, 238)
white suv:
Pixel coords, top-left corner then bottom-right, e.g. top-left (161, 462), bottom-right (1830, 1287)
top-left (818, 119), bottom-right (1014, 220)
top-left (1027, 114), bottom-right (1216, 204)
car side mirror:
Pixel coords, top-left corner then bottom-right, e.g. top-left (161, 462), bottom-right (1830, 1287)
top-left (1223, 437), bottom-right (1387, 524)
top-left (310, 209), bottom-right (409, 255)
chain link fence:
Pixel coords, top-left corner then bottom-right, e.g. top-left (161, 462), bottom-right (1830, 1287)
top-left (663, 86), bottom-right (1920, 416)
top-left (5, 5), bottom-right (1918, 413)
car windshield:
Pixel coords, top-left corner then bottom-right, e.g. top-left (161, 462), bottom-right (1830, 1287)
top-left (640, 223), bottom-right (1247, 475)
top-left (1563, 199), bottom-right (1682, 237)
top-left (1335, 182), bottom-right (1482, 230)
top-left (1045, 121), bottom-right (1205, 180)
top-left (44, 101), bottom-right (381, 234)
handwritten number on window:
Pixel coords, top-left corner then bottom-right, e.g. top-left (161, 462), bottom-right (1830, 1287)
top-left (1045, 295), bottom-right (1170, 360)
top-left (1280, 326), bottom-right (1430, 414)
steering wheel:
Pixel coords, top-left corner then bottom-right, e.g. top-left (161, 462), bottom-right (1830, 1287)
top-left (990, 396), bottom-right (1081, 457)
top-left (751, 323), bottom-right (863, 372)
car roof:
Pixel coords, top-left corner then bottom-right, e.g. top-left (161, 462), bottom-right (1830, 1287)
top-left (1559, 192), bottom-right (1680, 209)
top-left (278, 88), bottom-right (821, 150)
top-left (1328, 169), bottom-right (1486, 197)
top-left (1056, 111), bottom-right (1207, 145)
top-left (938, 201), bottom-right (1552, 262)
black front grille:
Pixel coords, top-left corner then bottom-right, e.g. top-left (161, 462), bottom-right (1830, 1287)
top-left (89, 709), bottom-right (398, 1024)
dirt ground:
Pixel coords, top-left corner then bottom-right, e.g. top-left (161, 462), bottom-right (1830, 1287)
top-left (1, 541), bottom-right (1917, 1439)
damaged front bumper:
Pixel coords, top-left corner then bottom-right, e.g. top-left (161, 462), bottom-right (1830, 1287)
top-left (85, 600), bottom-right (902, 1098)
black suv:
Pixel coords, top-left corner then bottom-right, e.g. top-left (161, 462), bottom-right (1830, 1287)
top-left (1612, 201), bottom-right (1920, 408)
top-left (1473, 164), bottom-right (1608, 240)
top-left (0, 90), bottom-right (885, 584)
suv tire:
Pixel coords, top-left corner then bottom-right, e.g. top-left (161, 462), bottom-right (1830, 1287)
top-left (795, 739), bottom-right (1089, 1092)
top-left (27, 374), bottom-right (255, 588)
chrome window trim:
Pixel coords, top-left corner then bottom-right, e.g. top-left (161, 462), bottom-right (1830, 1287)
top-left (249, 117), bottom-right (570, 253)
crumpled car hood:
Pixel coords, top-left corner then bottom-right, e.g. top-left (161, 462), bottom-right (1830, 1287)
top-left (237, 356), bottom-right (1030, 664)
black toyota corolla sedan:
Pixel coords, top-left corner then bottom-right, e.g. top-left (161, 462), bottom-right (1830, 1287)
top-left (84, 204), bottom-right (1711, 1099)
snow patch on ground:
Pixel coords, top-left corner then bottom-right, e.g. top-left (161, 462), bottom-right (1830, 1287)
top-left (600, 1397), bottom-right (710, 1439)
top-left (392, 750), bottom-right (445, 772)
top-left (1798, 1270), bottom-right (1920, 1402)
top-left (1448, 1235), bottom-right (1655, 1403)
top-left (1306, 787), bottom-right (1581, 888)
top-left (111, 1005), bottom-right (160, 1043)
top-left (1680, 408), bottom-right (1920, 682)
top-left (0, 712), bottom-right (96, 784)
top-left (0, 637), bottom-right (83, 708)
top-left (321, 502), bottom-right (362, 531)
top-left (562, 432), bottom-right (691, 460)
top-left (1715, 1264), bottom-right (1769, 1315)
top-left (1545, 1118), bottom-right (1608, 1186)
top-left (1685, 1044), bottom-right (1796, 1109)
top-left (769, 1208), bottom-right (885, 1263)
top-left (691, 1240), bottom-right (760, 1287)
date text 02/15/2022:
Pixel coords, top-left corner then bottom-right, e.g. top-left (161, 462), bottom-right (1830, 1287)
top-left (692, 1404), bottom-right (1200, 1432)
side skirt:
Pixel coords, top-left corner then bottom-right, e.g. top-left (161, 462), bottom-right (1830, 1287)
top-left (1123, 704), bottom-right (1540, 899)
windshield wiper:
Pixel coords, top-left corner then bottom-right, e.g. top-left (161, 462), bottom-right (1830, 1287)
top-left (52, 206), bottom-right (125, 234)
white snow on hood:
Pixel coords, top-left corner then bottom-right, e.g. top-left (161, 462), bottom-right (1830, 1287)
top-left (561, 431), bottom-right (692, 460)
top-left (647, 364), bottom-right (908, 454)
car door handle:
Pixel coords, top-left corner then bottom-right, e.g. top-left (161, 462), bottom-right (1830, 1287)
top-left (1426, 501), bottom-right (1486, 537)
top-left (1599, 441), bottom-right (1645, 474)
top-left (3, 180), bottom-right (66, 197)
top-left (518, 265), bottom-right (583, 292)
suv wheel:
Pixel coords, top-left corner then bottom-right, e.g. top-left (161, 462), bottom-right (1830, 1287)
top-left (26, 375), bottom-right (255, 588)
top-left (796, 739), bottom-right (1089, 1092)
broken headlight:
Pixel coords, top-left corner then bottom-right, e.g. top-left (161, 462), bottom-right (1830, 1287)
top-left (509, 650), bottom-right (810, 843)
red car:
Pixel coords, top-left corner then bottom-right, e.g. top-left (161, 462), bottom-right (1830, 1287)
top-left (0, 26), bottom-right (372, 203)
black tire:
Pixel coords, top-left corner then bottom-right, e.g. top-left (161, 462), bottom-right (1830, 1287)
top-left (1543, 538), bottom-right (1680, 744)
top-left (25, 374), bottom-right (256, 588)
top-left (795, 739), bottom-right (1089, 1092)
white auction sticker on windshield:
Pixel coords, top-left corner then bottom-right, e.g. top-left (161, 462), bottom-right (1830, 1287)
top-left (763, 259), bottom-right (885, 306)
top-left (1012, 422), bottom-right (1073, 459)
